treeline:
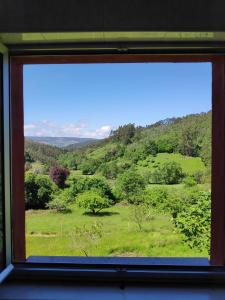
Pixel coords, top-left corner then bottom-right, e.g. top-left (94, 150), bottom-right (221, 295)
top-left (25, 140), bottom-right (66, 167)
top-left (110, 111), bottom-right (211, 165)
top-left (57, 111), bottom-right (211, 181)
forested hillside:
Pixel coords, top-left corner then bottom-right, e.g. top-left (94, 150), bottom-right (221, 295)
top-left (25, 139), bottom-right (66, 167)
top-left (25, 111), bottom-right (211, 257)
top-left (58, 111), bottom-right (211, 175)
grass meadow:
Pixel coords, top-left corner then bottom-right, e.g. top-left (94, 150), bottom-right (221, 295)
top-left (26, 201), bottom-right (207, 258)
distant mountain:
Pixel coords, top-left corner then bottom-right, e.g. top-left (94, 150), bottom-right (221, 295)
top-left (25, 136), bottom-right (98, 148)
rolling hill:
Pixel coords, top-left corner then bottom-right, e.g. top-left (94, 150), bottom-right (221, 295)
top-left (25, 136), bottom-right (98, 148)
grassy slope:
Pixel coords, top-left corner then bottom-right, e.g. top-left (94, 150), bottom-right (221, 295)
top-left (136, 153), bottom-right (206, 176)
top-left (26, 203), bottom-right (207, 257)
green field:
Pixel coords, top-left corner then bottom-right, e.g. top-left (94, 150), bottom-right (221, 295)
top-left (26, 202), bottom-right (208, 258)
top-left (136, 153), bottom-right (206, 176)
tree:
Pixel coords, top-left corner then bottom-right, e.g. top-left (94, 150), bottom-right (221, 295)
top-left (143, 139), bottom-right (158, 156)
top-left (25, 172), bottom-right (54, 209)
top-left (160, 161), bottom-right (183, 184)
top-left (49, 166), bottom-right (70, 188)
top-left (99, 161), bottom-right (119, 179)
top-left (80, 159), bottom-right (99, 175)
top-left (68, 175), bottom-right (114, 200)
top-left (115, 169), bottom-right (146, 203)
top-left (76, 190), bottom-right (111, 214)
top-left (111, 123), bottom-right (136, 145)
top-left (174, 189), bottom-right (211, 252)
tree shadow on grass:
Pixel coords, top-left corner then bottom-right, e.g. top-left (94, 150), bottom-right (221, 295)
top-left (83, 211), bottom-right (120, 217)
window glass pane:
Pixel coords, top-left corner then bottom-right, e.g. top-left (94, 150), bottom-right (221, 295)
top-left (24, 62), bottom-right (211, 258)
top-left (0, 54), bottom-right (5, 269)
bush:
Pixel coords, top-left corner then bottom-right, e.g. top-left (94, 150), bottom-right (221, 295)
top-left (80, 159), bottom-right (99, 175)
top-left (173, 189), bottom-right (210, 252)
top-left (76, 190), bottom-right (112, 214)
top-left (183, 176), bottom-right (197, 187)
top-left (49, 166), bottom-right (70, 188)
top-left (115, 169), bottom-right (146, 204)
top-left (47, 197), bottom-right (70, 212)
top-left (145, 187), bottom-right (169, 208)
top-left (129, 204), bottom-right (153, 231)
top-left (98, 161), bottom-right (119, 179)
top-left (160, 161), bottom-right (183, 184)
top-left (143, 139), bottom-right (158, 156)
top-left (25, 172), bottom-right (54, 209)
top-left (68, 176), bottom-right (114, 200)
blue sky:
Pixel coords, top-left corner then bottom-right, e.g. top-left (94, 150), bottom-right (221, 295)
top-left (24, 62), bottom-right (211, 138)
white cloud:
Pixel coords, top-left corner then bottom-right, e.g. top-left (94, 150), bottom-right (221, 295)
top-left (24, 120), bottom-right (112, 139)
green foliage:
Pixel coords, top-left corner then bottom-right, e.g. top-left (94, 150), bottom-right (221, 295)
top-left (129, 204), bottom-right (153, 231)
top-left (160, 161), bottom-right (183, 184)
top-left (80, 159), bottom-right (99, 175)
top-left (68, 175), bottom-right (114, 200)
top-left (58, 152), bottom-right (78, 170)
top-left (47, 197), bottom-right (70, 213)
top-left (76, 190), bottom-right (112, 214)
top-left (25, 139), bottom-right (65, 167)
top-left (98, 161), bottom-right (120, 179)
top-left (183, 176), bottom-right (197, 187)
top-left (25, 151), bottom-right (34, 163)
top-left (111, 123), bottom-right (136, 145)
top-left (115, 169), bottom-right (146, 203)
top-left (174, 189), bottom-right (211, 251)
top-left (29, 161), bottom-right (48, 175)
top-left (156, 138), bottom-right (175, 153)
top-left (25, 172), bottom-right (55, 209)
top-left (143, 139), bottom-right (158, 156)
top-left (145, 187), bottom-right (169, 208)
top-left (47, 189), bottom-right (73, 212)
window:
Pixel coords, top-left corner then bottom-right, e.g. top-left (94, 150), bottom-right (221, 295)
top-left (0, 53), bottom-right (5, 271)
top-left (9, 54), bottom-right (225, 270)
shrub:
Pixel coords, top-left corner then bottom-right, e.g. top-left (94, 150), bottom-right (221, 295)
top-left (160, 161), bottom-right (183, 184)
top-left (145, 187), bottom-right (169, 208)
top-left (143, 139), bottom-right (158, 156)
top-left (173, 189), bottom-right (211, 252)
top-left (80, 159), bottom-right (99, 175)
top-left (76, 190), bottom-right (112, 214)
top-left (49, 166), bottom-right (70, 188)
top-left (68, 176), bottom-right (114, 200)
top-left (115, 169), bottom-right (146, 203)
top-left (192, 170), bottom-right (205, 184)
top-left (130, 204), bottom-right (153, 231)
top-left (98, 161), bottom-right (119, 179)
top-left (183, 176), bottom-right (197, 187)
top-left (25, 172), bottom-right (54, 209)
top-left (47, 197), bottom-right (70, 212)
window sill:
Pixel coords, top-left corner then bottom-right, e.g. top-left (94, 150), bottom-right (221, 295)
top-left (9, 257), bottom-right (225, 285)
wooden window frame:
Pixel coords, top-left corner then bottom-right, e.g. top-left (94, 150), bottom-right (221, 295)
top-left (10, 53), bottom-right (225, 267)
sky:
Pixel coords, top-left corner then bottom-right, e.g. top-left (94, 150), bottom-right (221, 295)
top-left (24, 62), bottom-right (212, 139)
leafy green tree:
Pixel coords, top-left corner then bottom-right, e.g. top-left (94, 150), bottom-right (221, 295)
top-left (25, 151), bottom-right (34, 163)
top-left (160, 161), bottom-right (183, 184)
top-left (156, 138), bottom-right (174, 153)
top-left (25, 172), bottom-right (54, 209)
top-left (76, 190), bottom-right (112, 214)
top-left (68, 176), bottom-right (114, 200)
top-left (174, 189), bottom-right (210, 252)
top-left (58, 152), bottom-right (79, 170)
top-left (178, 125), bottom-right (200, 157)
top-left (183, 176), bottom-right (197, 187)
top-left (80, 159), bottom-right (99, 175)
top-left (111, 123), bottom-right (136, 145)
top-left (145, 187), bottom-right (169, 208)
top-left (115, 169), bottom-right (146, 203)
top-left (98, 161), bottom-right (119, 179)
top-left (143, 139), bottom-right (158, 156)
